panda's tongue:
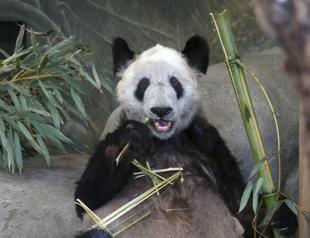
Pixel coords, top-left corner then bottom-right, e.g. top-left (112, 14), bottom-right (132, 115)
top-left (154, 120), bottom-right (172, 131)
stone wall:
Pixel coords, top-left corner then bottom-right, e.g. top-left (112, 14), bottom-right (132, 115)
top-left (0, 0), bottom-right (276, 145)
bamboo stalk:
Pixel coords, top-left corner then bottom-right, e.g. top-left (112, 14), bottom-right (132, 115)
top-left (210, 10), bottom-right (282, 238)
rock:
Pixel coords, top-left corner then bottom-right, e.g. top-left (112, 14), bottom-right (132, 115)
top-left (200, 47), bottom-right (298, 183)
top-left (0, 155), bottom-right (87, 238)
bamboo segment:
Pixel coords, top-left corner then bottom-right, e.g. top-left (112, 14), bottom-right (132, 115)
top-left (210, 10), bottom-right (283, 238)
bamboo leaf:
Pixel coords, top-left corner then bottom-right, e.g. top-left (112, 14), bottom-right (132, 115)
top-left (37, 134), bottom-right (51, 166)
top-left (0, 152), bottom-right (4, 170)
top-left (71, 88), bottom-right (86, 119)
top-left (38, 81), bottom-right (58, 106)
top-left (82, 70), bottom-right (100, 90)
top-left (17, 111), bottom-right (49, 124)
top-left (239, 180), bottom-right (253, 213)
top-left (46, 101), bottom-right (62, 129)
top-left (247, 159), bottom-right (265, 181)
top-left (45, 37), bottom-right (72, 55)
top-left (101, 79), bottom-right (114, 95)
top-left (92, 64), bottom-right (101, 89)
top-left (63, 75), bottom-right (85, 94)
top-left (26, 108), bottom-right (51, 117)
top-left (8, 82), bottom-right (31, 96)
top-left (0, 122), bottom-right (9, 152)
top-left (32, 122), bottom-right (72, 144)
top-left (8, 87), bottom-right (21, 111)
top-left (13, 131), bottom-right (23, 173)
top-left (0, 48), bottom-right (9, 58)
top-left (0, 98), bottom-right (15, 113)
top-left (254, 177), bottom-right (264, 195)
top-left (260, 201), bottom-right (282, 227)
top-left (49, 136), bottom-right (66, 153)
top-left (7, 128), bottom-right (15, 172)
top-left (252, 190), bottom-right (259, 213)
top-left (54, 88), bottom-right (64, 105)
top-left (0, 117), bottom-right (5, 130)
top-left (284, 199), bottom-right (299, 216)
top-left (37, 55), bottom-right (48, 73)
top-left (17, 121), bottom-right (41, 153)
top-left (15, 24), bottom-right (25, 52)
top-left (2, 47), bottom-right (33, 65)
top-left (0, 64), bottom-right (16, 75)
top-left (20, 95), bottom-right (28, 110)
top-left (2, 115), bottom-right (19, 131)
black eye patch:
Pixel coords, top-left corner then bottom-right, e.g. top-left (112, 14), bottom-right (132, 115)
top-left (169, 76), bottom-right (184, 99)
top-left (134, 77), bottom-right (150, 101)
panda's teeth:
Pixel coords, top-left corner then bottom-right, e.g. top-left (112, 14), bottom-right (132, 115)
top-left (154, 120), bottom-right (172, 131)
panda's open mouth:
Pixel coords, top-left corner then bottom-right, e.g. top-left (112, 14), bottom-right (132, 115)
top-left (151, 119), bottom-right (173, 133)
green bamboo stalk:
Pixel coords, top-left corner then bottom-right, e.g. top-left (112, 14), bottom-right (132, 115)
top-left (210, 10), bottom-right (282, 238)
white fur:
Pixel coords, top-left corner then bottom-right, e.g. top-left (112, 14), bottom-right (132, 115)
top-left (116, 44), bottom-right (201, 139)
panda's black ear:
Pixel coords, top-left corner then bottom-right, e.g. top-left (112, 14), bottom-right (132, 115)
top-left (182, 35), bottom-right (209, 74)
top-left (112, 37), bottom-right (135, 76)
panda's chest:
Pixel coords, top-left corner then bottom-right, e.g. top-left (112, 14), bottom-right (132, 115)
top-left (93, 145), bottom-right (216, 234)
top-left (126, 145), bottom-right (213, 207)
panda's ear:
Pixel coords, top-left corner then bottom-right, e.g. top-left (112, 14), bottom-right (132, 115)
top-left (112, 37), bottom-right (135, 76)
top-left (182, 35), bottom-right (209, 74)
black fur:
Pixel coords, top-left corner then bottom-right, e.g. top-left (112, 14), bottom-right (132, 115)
top-left (182, 35), bottom-right (209, 74)
top-left (75, 117), bottom-right (253, 236)
top-left (134, 77), bottom-right (150, 101)
top-left (75, 117), bottom-right (297, 237)
top-left (271, 200), bottom-right (298, 236)
top-left (169, 76), bottom-right (184, 99)
top-left (74, 121), bottom-right (152, 218)
top-left (112, 37), bottom-right (135, 76)
top-left (75, 229), bottom-right (112, 238)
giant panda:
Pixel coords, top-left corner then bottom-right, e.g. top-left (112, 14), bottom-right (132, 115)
top-left (74, 36), bottom-right (297, 238)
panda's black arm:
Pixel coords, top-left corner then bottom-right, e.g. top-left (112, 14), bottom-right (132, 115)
top-left (74, 121), bottom-right (152, 219)
top-left (185, 116), bottom-right (245, 211)
top-left (185, 116), bottom-right (298, 237)
top-left (185, 116), bottom-right (253, 234)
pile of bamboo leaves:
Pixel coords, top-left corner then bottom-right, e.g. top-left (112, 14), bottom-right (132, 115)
top-left (0, 25), bottom-right (113, 173)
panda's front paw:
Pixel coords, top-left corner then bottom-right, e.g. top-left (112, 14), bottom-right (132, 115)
top-left (119, 120), bottom-right (152, 154)
top-left (271, 202), bottom-right (298, 236)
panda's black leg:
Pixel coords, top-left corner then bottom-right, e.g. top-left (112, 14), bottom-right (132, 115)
top-left (185, 117), bottom-right (247, 211)
top-left (271, 200), bottom-right (298, 236)
top-left (75, 229), bottom-right (113, 238)
top-left (74, 121), bottom-right (152, 219)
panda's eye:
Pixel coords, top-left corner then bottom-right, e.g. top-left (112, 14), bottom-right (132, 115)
top-left (135, 77), bottom-right (150, 101)
top-left (169, 76), bottom-right (184, 99)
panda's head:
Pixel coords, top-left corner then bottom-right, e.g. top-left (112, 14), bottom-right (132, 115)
top-left (113, 35), bottom-right (209, 140)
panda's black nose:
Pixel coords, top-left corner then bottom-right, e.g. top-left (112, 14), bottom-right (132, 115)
top-left (151, 107), bottom-right (173, 117)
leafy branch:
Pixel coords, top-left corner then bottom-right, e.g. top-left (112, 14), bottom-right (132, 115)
top-left (0, 25), bottom-right (113, 173)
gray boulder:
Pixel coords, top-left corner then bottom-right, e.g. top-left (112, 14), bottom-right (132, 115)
top-left (201, 47), bottom-right (298, 184)
top-left (0, 155), bottom-right (85, 238)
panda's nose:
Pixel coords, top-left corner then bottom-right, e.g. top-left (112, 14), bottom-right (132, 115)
top-left (151, 107), bottom-right (173, 118)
